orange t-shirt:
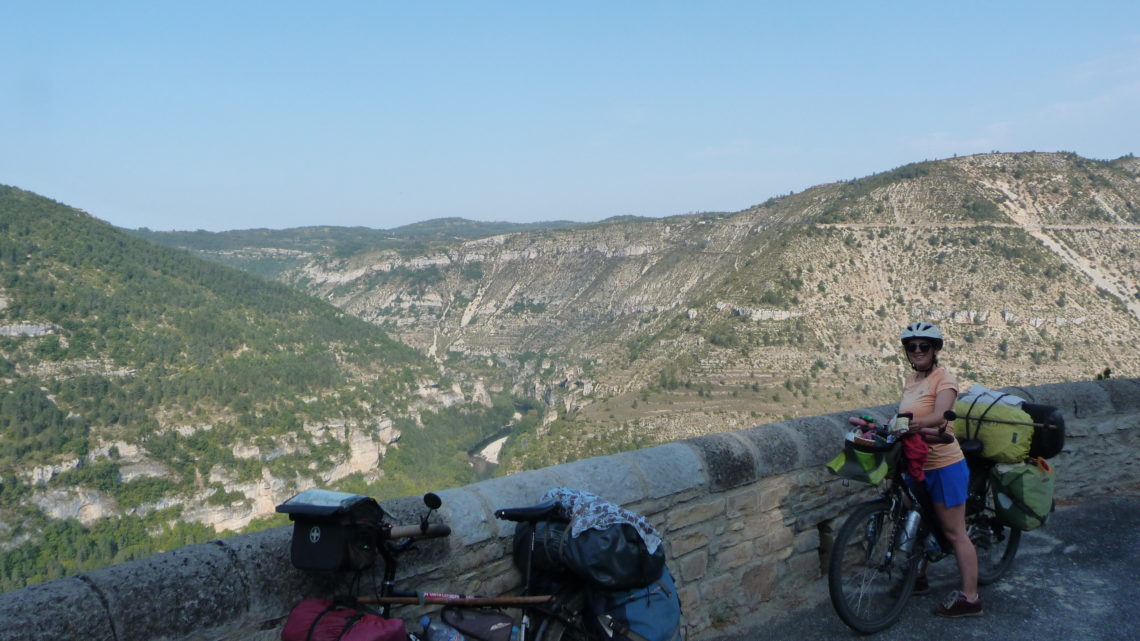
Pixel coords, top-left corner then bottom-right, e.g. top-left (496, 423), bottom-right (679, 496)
top-left (900, 367), bottom-right (962, 471)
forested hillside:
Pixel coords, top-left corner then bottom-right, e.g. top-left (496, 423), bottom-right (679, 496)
top-left (0, 187), bottom-right (537, 590)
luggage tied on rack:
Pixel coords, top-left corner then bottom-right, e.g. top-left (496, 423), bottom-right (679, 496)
top-left (953, 385), bottom-right (1066, 463)
top-left (511, 488), bottom-right (666, 590)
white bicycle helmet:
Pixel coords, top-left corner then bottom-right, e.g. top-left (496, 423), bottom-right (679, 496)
top-left (900, 322), bottom-right (943, 348)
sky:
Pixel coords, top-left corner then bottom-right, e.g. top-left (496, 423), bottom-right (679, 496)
top-left (2, 2), bottom-right (1139, 232)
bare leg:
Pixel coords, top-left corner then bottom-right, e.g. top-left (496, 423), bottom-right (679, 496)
top-left (932, 500), bottom-right (978, 599)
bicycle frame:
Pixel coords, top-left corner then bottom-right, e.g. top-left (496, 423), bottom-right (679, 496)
top-left (353, 498), bottom-right (591, 641)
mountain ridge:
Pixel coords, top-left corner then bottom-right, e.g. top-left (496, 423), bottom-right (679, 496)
top-left (148, 151), bottom-right (1140, 466)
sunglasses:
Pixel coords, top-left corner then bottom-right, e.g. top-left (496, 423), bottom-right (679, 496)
top-left (905, 342), bottom-right (934, 354)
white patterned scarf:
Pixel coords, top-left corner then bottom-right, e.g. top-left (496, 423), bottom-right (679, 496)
top-left (540, 487), bottom-right (662, 554)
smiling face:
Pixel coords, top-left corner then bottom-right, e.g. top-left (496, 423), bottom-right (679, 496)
top-left (904, 339), bottom-right (939, 370)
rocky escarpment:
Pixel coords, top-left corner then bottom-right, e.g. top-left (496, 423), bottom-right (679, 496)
top-left (275, 153), bottom-right (1140, 461)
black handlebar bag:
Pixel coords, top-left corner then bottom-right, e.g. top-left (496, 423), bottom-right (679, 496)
top-left (276, 489), bottom-right (387, 572)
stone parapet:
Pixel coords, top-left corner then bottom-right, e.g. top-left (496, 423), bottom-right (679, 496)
top-left (0, 379), bottom-right (1136, 640)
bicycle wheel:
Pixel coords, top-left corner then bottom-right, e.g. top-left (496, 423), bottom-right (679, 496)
top-left (828, 500), bottom-right (920, 634)
top-left (969, 477), bottom-right (1020, 585)
top-left (532, 591), bottom-right (594, 641)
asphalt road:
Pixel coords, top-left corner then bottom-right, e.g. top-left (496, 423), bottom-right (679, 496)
top-left (710, 495), bottom-right (1140, 641)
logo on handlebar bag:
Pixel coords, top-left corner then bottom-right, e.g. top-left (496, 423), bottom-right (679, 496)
top-left (309, 526), bottom-right (322, 544)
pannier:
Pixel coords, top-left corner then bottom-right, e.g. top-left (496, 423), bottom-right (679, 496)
top-left (513, 519), bottom-right (666, 591)
top-left (990, 458), bottom-right (1056, 530)
top-left (276, 489), bottom-right (386, 572)
top-left (583, 566), bottom-right (683, 641)
top-left (282, 598), bottom-right (406, 641)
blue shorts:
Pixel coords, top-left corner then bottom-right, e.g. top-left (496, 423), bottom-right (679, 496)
top-left (907, 458), bottom-right (969, 508)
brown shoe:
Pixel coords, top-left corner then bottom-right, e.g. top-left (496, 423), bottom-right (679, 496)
top-left (935, 591), bottom-right (983, 618)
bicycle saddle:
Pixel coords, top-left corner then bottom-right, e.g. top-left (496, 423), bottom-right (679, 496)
top-left (494, 500), bottom-right (565, 522)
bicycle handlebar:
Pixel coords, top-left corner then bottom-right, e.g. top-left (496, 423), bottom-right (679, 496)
top-left (386, 523), bottom-right (451, 540)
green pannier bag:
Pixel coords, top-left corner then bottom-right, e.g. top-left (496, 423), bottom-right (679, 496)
top-left (990, 458), bottom-right (1056, 531)
top-left (826, 437), bottom-right (901, 485)
top-left (953, 398), bottom-right (1034, 464)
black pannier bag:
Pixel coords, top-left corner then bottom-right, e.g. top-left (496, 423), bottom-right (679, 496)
top-left (1022, 403), bottom-right (1065, 459)
top-left (513, 519), bottom-right (665, 591)
top-left (276, 489), bottom-right (387, 572)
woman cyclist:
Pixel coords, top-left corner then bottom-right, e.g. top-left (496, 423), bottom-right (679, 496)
top-left (897, 321), bottom-right (982, 618)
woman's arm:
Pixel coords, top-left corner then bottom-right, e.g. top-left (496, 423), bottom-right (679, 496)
top-left (907, 388), bottom-right (957, 432)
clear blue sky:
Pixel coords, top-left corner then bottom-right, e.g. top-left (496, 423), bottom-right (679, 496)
top-left (2, 2), bottom-right (1138, 232)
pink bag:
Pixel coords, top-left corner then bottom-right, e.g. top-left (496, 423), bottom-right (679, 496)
top-left (282, 598), bottom-right (406, 641)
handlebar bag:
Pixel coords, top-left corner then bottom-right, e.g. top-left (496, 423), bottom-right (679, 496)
top-left (826, 436), bottom-right (901, 485)
top-left (276, 489), bottom-right (387, 572)
top-left (282, 598), bottom-right (406, 641)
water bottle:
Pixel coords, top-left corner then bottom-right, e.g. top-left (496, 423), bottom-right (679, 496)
top-left (509, 625), bottom-right (520, 641)
top-left (896, 509), bottom-right (921, 553)
top-left (420, 616), bottom-right (466, 641)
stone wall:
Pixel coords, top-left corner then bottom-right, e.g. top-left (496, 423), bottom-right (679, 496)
top-left (1, 378), bottom-right (1137, 641)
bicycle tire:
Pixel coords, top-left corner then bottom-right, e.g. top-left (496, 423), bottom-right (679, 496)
top-left (969, 476), bottom-right (1021, 585)
top-left (828, 500), bottom-right (920, 634)
top-left (532, 591), bottom-right (595, 641)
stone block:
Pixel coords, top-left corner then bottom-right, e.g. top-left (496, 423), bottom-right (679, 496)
top-left (468, 468), bottom-right (565, 538)
top-left (677, 549), bottom-right (709, 582)
top-left (700, 573), bottom-right (740, 603)
top-left (0, 577), bottom-right (113, 641)
top-left (667, 496), bottom-right (725, 531)
top-left (758, 476), bottom-right (794, 512)
top-left (713, 542), bottom-right (754, 572)
top-left (792, 528), bottom-right (820, 554)
top-left (219, 526), bottom-right (333, 627)
top-left (671, 530), bottom-right (711, 557)
top-left (1014, 381), bottom-right (1112, 419)
top-left (85, 540), bottom-right (247, 641)
top-left (436, 487), bottom-right (496, 547)
top-left (788, 415), bottom-right (849, 467)
top-left (1102, 378), bottom-right (1140, 414)
top-left (736, 423), bottom-right (801, 475)
top-left (754, 526), bottom-right (794, 558)
top-left (725, 485), bottom-right (763, 518)
top-left (740, 563), bottom-right (778, 601)
top-left (682, 432), bottom-right (757, 491)
top-left (783, 550), bottom-right (822, 587)
top-left (617, 444), bottom-right (705, 499)
top-left (677, 584), bottom-right (703, 620)
top-left (552, 455), bottom-right (646, 505)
